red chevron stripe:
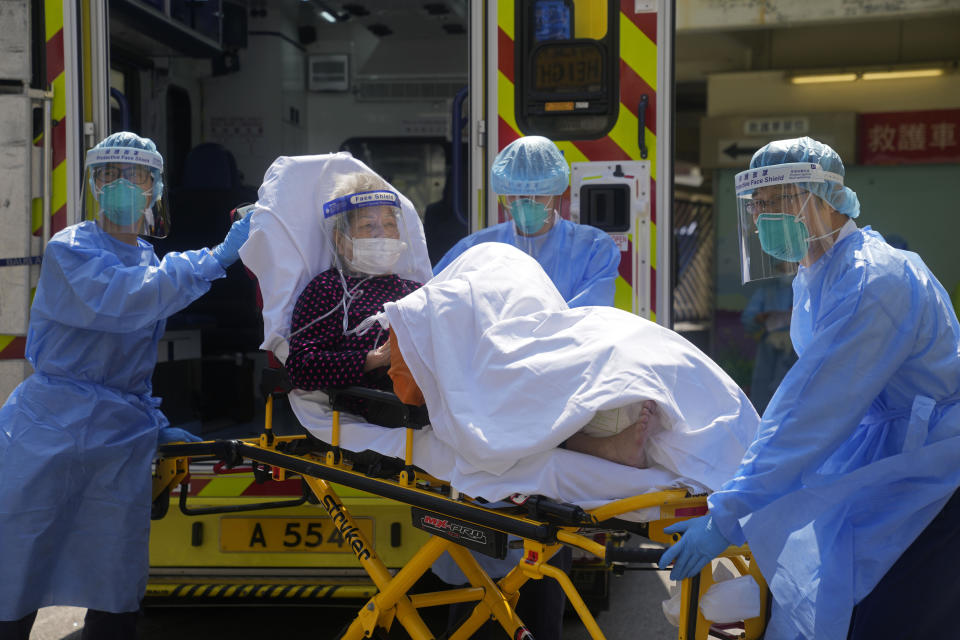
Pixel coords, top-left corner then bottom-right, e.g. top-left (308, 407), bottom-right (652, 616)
top-left (52, 205), bottom-right (67, 234)
top-left (497, 27), bottom-right (515, 84)
top-left (46, 29), bottom-right (64, 84)
top-left (497, 117), bottom-right (521, 151)
top-left (620, 1), bottom-right (657, 43)
top-left (571, 137), bottom-right (631, 161)
top-left (620, 59), bottom-right (657, 134)
top-left (0, 337), bottom-right (26, 360)
top-left (618, 241), bottom-right (632, 284)
top-left (52, 117), bottom-right (66, 166)
top-left (242, 477), bottom-right (307, 496)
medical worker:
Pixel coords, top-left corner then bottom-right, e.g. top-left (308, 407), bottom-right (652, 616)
top-left (0, 132), bottom-right (251, 640)
top-left (659, 137), bottom-right (960, 640)
top-left (433, 135), bottom-right (620, 307)
top-left (433, 136), bottom-right (619, 640)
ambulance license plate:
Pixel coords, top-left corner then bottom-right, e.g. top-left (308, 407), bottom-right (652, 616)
top-left (220, 516), bottom-right (374, 552)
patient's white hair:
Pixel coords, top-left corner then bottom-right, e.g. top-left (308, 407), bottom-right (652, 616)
top-left (328, 171), bottom-right (396, 236)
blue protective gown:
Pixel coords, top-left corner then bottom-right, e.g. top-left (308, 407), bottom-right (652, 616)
top-left (709, 225), bottom-right (960, 640)
top-left (0, 222), bottom-right (225, 619)
top-left (432, 218), bottom-right (619, 307)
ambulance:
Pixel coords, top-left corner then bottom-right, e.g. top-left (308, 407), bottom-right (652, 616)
top-left (0, 0), bottom-right (693, 612)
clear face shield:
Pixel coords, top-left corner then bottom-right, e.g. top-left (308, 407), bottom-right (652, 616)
top-left (498, 193), bottom-right (558, 255)
top-left (323, 190), bottom-right (411, 277)
top-left (82, 146), bottom-right (169, 238)
top-left (735, 162), bottom-right (846, 283)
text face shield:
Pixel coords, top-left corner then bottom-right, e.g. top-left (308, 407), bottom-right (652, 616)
top-left (323, 190), bottom-right (410, 277)
top-left (734, 163), bottom-right (844, 283)
top-left (82, 147), bottom-right (169, 238)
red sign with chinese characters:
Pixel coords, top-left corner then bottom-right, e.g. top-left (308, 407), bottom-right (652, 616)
top-left (859, 109), bottom-right (960, 165)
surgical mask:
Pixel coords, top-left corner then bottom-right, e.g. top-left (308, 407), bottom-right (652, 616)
top-left (98, 178), bottom-right (150, 226)
top-left (756, 213), bottom-right (809, 262)
top-left (508, 198), bottom-right (551, 234)
top-left (347, 237), bottom-right (407, 275)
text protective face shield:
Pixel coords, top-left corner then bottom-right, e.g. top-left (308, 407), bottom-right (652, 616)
top-left (82, 146), bottom-right (169, 238)
top-left (323, 190), bottom-right (410, 277)
top-left (735, 162), bottom-right (845, 283)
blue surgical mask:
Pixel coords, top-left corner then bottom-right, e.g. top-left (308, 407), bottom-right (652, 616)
top-left (508, 198), bottom-right (551, 234)
top-left (756, 213), bottom-right (809, 262)
top-left (98, 178), bottom-right (149, 226)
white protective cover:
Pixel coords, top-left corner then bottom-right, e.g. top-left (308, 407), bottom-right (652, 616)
top-left (239, 152), bottom-right (433, 362)
top-left (385, 243), bottom-right (759, 493)
top-left (240, 156), bottom-right (757, 512)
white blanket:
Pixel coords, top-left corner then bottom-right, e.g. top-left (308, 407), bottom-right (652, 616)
top-left (240, 154), bottom-right (758, 514)
top-left (384, 243), bottom-right (759, 493)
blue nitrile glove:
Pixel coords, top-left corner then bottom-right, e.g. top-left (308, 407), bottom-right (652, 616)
top-left (658, 515), bottom-right (731, 580)
top-left (157, 427), bottom-right (203, 445)
top-left (211, 214), bottom-right (252, 268)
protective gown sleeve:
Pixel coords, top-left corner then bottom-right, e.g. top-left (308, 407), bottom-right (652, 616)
top-left (708, 265), bottom-right (918, 545)
top-left (564, 232), bottom-right (619, 308)
top-left (32, 240), bottom-right (224, 333)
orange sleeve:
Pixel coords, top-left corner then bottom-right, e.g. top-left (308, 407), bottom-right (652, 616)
top-left (387, 329), bottom-right (426, 407)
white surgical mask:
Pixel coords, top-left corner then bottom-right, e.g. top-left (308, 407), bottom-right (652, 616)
top-left (347, 237), bottom-right (407, 275)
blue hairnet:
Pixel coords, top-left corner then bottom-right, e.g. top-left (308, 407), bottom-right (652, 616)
top-left (749, 136), bottom-right (860, 218)
top-left (92, 131), bottom-right (164, 197)
top-left (490, 136), bottom-right (569, 195)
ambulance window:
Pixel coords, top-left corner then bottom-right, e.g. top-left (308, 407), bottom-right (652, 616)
top-left (339, 137), bottom-right (448, 219)
top-left (515, 0), bottom-right (618, 139)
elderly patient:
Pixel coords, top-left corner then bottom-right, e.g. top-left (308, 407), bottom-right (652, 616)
top-left (284, 171), bottom-right (422, 423)
top-left (383, 242), bottom-right (758, 486)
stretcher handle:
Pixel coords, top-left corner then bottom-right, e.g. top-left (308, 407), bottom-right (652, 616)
top-left (523, 495), bottom-right (593, 524)
top-left (327, 386), bottom-right (429, 429)
top-left (604, 543), bottom-right (666, 564)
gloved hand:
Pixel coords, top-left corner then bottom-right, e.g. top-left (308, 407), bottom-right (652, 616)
top-left (157, 427), bottom-right (203, 445)
top-left (211, 214), bottom-right (252, 268)
top-left (658, 515), bottom-right (730, 580)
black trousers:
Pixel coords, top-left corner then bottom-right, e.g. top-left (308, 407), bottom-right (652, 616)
top-left (847, 487), bottom-right (960, 639)
top-left (447, 547), bottom-right (573, 640)
top-left (0, 608), bottom-right (138, 640)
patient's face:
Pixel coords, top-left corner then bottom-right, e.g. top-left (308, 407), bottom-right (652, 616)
top-left (335, 206), bottom-right (402, 262)
top-left (350, 207), bottom-right (400, 239)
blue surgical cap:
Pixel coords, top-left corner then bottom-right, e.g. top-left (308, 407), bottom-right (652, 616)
top-left (490, 135), bottom-right (570, 196)
top-left (749, 136), bottom-right (860, 218)
top-left (92, 131), bottom-right (164, 197)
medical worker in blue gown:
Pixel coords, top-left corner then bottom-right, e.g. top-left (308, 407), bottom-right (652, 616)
top-left (433, 135), bottom-right (620, 640)
top-left (433, 135), bottom-right (620, 307)
top-left (659, 137), bottom-right (960, 640)
top-left (0, 132), bottom-right (251, 640)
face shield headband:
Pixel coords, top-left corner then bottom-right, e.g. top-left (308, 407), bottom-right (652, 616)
top-left (322, 189), bottom-right (401, 218)
top-left (734, 163), bottom-right (845, 283)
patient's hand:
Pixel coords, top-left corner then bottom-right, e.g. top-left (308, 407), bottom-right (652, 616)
top-left (364, 341), bottom-right (391, 372)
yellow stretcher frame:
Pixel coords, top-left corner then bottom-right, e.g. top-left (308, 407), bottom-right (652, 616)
top-left (153, 395), bottom-right (768, 640)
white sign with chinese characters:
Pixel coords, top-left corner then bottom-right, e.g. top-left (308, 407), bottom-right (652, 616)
top-left (743, 116), bottom-right (809, 137)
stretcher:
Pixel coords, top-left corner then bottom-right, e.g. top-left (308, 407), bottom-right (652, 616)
top-left (153, 381), bottom-right (769, 640)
